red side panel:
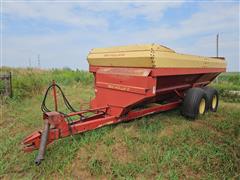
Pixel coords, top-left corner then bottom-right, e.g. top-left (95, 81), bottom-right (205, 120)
top-left (89, 66), bottom-right (225, 117)
top-left (90, 68), bottom-right (156, 117)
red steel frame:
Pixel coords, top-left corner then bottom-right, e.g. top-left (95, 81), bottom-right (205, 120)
top-left (23, 100), bottom-right (181, 152)
top-left (22, 66), bottom-right (225, 164)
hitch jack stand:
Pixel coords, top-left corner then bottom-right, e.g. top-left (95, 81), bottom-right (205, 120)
top-left (34, 120), bottom-right (50, 165)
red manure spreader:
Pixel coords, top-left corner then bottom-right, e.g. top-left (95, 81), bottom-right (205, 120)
top-left (22, 44), bottom-right (226, 165)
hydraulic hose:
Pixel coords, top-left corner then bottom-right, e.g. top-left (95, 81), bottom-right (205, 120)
top-left (41, 83), bottom-right (77, 115)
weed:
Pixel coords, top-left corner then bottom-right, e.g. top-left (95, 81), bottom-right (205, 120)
top-left (88, 158), bottom-right (103, 175)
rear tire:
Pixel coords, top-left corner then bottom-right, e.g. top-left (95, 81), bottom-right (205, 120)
top-left (203, 86), bottom-right (219, 112)
top-left (181, 87), bottom-right (207, 120)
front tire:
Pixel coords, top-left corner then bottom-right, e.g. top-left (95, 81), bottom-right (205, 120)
top-left (181, 88), bottom-right (207, 120)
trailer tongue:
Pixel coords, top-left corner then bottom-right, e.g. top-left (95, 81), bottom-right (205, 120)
top-left (22, 44), bottom-right (226, 165)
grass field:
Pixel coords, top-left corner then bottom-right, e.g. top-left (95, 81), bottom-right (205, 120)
top-left (0, 68), bottom-right (240, 179)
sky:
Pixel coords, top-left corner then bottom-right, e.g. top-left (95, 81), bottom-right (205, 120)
top-left (1, 0), bottom-right (240, 71)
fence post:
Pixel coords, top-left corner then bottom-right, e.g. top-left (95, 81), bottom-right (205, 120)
top-left (9, 72), bottom-right (13, 97)
top-left (0, 72), bottom-right (13, 97)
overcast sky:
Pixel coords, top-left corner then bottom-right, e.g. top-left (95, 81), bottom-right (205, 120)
top-left (1, 1), bottom-right (239, 71)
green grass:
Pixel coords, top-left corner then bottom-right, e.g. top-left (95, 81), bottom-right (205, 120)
top-left (0, 68), bottom-right (239, 179)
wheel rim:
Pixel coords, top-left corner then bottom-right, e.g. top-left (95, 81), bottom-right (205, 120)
top-left (212, 95), bottom-right (217, 109)
top-left (199, 98), bottom-right (206, 115)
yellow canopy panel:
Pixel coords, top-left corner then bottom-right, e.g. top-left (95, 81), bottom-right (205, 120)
top-left (87, 44), bottom-right (226, 68)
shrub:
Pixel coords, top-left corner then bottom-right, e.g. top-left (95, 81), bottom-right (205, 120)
top-left (1, 67), bottom-right (93, 101)
top-left (210, 72), bottom-right (240, 102)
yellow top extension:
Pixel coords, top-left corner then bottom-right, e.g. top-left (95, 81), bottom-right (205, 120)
top-left (87, 43), bottom-right (226, 69)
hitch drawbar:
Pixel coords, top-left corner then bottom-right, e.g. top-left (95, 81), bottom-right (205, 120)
top-left (22, 80), bottom-right (181, 165)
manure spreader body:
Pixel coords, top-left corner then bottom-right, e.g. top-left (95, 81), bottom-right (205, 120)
top-left (22, 44), bottom-right (226, 165)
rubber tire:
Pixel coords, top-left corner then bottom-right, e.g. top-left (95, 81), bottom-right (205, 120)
top-left (181, 87), bottom-right (207, 120)
top-left (203, 86), bottom-right (219, 112)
